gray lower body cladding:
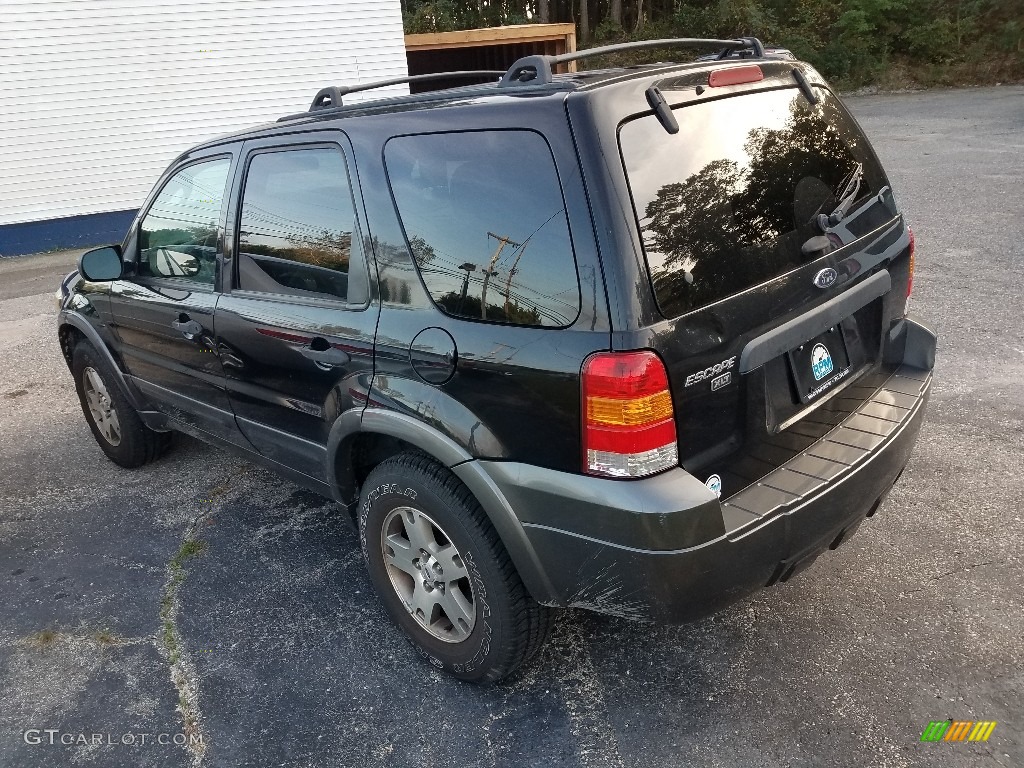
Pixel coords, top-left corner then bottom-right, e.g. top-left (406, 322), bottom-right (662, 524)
top-left (477, 318), bottom-right (935, 622)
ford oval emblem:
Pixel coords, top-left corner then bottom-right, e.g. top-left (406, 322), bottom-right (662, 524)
top-left (813, 267), bottom-right (838, 289)
top-left (705, 474), bottom-right (722, 498)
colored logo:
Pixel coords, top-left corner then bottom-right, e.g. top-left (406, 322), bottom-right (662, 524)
top-left (813, 267), bottom-right (838, 288)
top-left (920, 720), bottom-right (997, 742)
top-left (810, 343), bottom-right (833, 381)
top-left (705, 474), bottom-right (722, 497)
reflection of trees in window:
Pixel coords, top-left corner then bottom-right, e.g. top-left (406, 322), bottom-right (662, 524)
top-left (642, 158), bottom-right (750, 311)
top-left (142, 224), bottom-right (219, 251)
top-left (434, 291), bottom-right (542, 326)
top-left (407, 235), bottom-right (437, 268)
top-left (367, 234), bottom-right (435, 303)
top-left (242, 227), bottom-right (353, 273)
top-left (737, 100), bottom-right (858, 239)
top-left (640, 97), bottom-right (866, 316)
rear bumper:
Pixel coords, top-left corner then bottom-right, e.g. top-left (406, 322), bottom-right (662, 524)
top-left (478, 317), bottom-right (935, 622)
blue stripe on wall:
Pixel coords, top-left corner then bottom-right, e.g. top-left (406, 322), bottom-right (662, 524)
top-left (0, 210), bottom-right (138, 257)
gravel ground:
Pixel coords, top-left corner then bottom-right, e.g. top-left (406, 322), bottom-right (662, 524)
top-left (0, 85), bottom-right (1021, 768)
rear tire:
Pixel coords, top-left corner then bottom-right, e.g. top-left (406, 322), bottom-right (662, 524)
top-left (72, 341), bottom-right (171, 468)
top-left (358, 452), bottom-right (553, 683)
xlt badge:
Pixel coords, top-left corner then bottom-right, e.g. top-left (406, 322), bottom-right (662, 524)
top-left (685, 356), bottom-right (737, 387)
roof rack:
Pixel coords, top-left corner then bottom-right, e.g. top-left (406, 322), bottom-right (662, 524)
top-left (499, 37), bottom-right (766, 86)
top-left (308, 70), bottom-right (505, 111)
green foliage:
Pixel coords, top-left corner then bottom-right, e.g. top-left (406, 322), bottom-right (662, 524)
top-left (403, 0), bottom-right (529, 34)
top-left (401, 0), bottom-right (1022, 87)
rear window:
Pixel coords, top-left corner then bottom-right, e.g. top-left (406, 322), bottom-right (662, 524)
top-left (385, 130), bottom-right (580, 327)
top-left (620, 87), bottom-right (897, 318)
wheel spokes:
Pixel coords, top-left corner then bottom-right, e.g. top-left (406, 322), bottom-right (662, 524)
top-left (410, 583), bottom-right (439, 619)
top-left (380, 506), bottom-right (476, 643)
top-left (439, 587), bottom-right (474, 638)
top-left (82, 366), bottom-right (121, 446)
top-left (383, 534), bottom-right (420, 578)
top-left (402, 508), bottom-right (436, 551)
top-left (102, 408), bottom-right (121, 443)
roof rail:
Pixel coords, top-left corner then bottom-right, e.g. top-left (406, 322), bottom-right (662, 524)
top-left (309, 70), bottom-right (505, 111)
top-left (499, 37), bottom-right (766, 86)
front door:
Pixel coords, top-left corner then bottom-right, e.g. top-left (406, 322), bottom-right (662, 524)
top-left (214, 134), bottom-right (377, 481)
top-left (108, 151), bottom-right (244, 445)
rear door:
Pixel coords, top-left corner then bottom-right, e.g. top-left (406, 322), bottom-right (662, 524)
top-left (214, 132), bottom-right (376, 481)
top-left (615, 81), bottom-right (910, 497)
top-left (108, 148), bottom-right (245, 445)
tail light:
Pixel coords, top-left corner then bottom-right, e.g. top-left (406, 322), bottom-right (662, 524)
top-left (907, 226), bottom-right (916, 297)
top-left (582, 351), bottom-right (678, 478)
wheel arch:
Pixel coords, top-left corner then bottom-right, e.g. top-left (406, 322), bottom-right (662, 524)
top-left (58, 312), bottom-right (143, 410)
top-left (327, 408), bottom-right (559, 604)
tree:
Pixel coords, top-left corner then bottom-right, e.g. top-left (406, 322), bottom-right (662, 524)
top-left (610, 0), bottom-right (623, 27)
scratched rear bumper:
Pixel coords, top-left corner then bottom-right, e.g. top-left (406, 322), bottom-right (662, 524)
top-left (479, 320), bottom-right (935, 622)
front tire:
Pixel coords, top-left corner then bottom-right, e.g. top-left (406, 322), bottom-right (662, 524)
top-left (72, 341), bottom-right (170, 468)
top-left (358, 453), bottom-right (553, 683)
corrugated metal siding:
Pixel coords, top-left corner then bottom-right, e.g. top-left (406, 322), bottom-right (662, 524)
top-left (1, 0), bottom-right (409, 226)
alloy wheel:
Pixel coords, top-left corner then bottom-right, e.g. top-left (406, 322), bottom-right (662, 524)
top-left (380, 506), bottom-right (476, 642)
top-left (82, 366), bottom-right (122, 446)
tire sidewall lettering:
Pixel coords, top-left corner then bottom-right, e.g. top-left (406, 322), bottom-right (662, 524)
top-left (360, 478), bottom-right (493, 675)
top-left (359, 483), bottom-right (417, 560)
top-left (452, 550), bottom-right (492, 673)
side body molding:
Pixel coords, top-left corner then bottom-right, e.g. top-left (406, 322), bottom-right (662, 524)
top-left (326, 407), bottom-right (559, 604)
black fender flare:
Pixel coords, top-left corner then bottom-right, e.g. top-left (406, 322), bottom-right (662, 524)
top-left (59, 311), bottom-right (144, 411)
top-left (326, 407), bottom-right (559, 604)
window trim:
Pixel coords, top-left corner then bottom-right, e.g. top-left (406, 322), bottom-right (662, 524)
top-left (230, 140), bottom-right (369, 311)
top-left (134, 153), bottom-right (234, 293)
top-left (382, 127), bottom-right (583, 329)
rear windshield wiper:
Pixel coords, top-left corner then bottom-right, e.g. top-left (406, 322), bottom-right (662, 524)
top-left (817, 163), bottom-right (863, 230)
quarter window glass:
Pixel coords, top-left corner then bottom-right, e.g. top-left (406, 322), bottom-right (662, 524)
top-left (385, 131), bottom-right (580, 327)
top-left (237, 148), bottom-right (355, 302)
top-left (139, 158), bottom-right (231, 284)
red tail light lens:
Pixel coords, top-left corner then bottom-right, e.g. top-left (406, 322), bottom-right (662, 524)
top-left (582, 351), bottom-right (678, 478)
top-left (907, 226), bottom-right (916, 297)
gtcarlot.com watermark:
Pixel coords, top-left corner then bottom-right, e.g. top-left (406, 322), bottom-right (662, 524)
top-left (24, 729), bottom-right (202, 747)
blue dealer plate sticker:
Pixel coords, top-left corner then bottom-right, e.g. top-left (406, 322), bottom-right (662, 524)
top-left (811, 343), bottom-right (833, 380)
top-left (787, 326), bottom-right (852, 404)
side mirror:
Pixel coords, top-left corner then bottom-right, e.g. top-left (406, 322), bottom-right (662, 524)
top-left (79, 245), bottom-right (123, 282)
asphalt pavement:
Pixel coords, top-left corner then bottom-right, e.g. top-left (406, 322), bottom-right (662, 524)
top-left (1, 85), bottom-right (1022, 768)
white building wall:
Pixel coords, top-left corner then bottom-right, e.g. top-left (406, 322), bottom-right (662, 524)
top-left (1, 0), bottom-right (409, 226)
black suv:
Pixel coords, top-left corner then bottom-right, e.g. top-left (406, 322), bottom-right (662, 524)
top-left (57, 38), bottom-right (936, 683)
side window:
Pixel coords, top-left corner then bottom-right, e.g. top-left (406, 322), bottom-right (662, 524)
top-left (138, 158), bottom-right (231, 284)
top-left (385, 131), bottom-right (580, 327)
top-left (236, 147), bottom-right (355, 303)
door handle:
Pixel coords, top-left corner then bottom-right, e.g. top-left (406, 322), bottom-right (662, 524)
top-left (218, 343), bottom-right (244, 369)
top-left (171, 316), bottom-right (203, 338)
top-left (299, 338), bottom-right (350, 368)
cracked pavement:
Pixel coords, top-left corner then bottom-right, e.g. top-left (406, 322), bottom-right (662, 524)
top-left (1, 86), bottom-right (1022, 767)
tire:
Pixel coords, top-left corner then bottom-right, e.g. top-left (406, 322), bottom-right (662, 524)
top-left (358, 452), bottom-right (554, 683)
top-left (71, 340), bottom-right (171, 469)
